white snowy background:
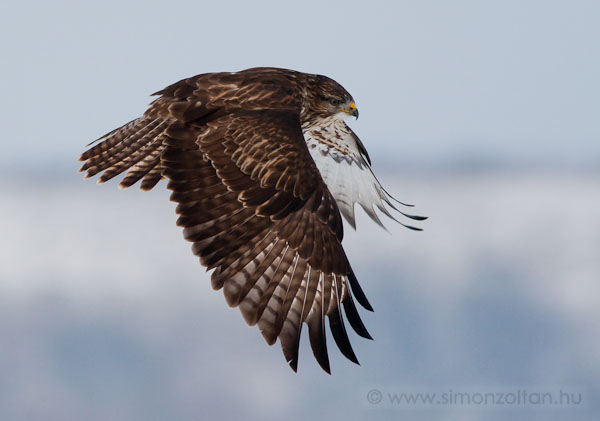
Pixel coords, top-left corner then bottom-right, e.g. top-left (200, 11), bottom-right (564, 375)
top-left (1, 1), bottom-right (599, 420)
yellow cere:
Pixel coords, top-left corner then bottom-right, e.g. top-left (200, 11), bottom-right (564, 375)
top-left (342, 102), bottom-right (357, 114)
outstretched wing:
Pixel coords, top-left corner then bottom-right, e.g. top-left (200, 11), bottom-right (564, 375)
top-left (305, 122), bottom-right (427, 230)
top-left (80, 104), bottom-right (374, 372)
top-left (161, 110), bottom-right (372, 373)
top-left (79, 68), bottom-right (305, 190)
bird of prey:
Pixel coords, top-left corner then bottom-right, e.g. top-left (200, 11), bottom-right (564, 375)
top-left (79, 67), bottom-right (425, 373)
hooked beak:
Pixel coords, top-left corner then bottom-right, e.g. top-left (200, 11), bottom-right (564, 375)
top-left (347, 102), bottom-right (359, 119)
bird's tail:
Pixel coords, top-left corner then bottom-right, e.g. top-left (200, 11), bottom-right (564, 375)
top-left (78, 117), bottom-right (168, 190)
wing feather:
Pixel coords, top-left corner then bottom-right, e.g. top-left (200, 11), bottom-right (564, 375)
top-left (159, 110), bottom-right (371, 372)
top-left (305, 121), bottom-right (426, 230)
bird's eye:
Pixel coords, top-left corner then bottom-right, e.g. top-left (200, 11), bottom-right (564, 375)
top-left (329, 98), bottom-right (342, 106)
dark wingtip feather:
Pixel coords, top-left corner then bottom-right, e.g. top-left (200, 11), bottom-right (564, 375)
top-left (281, 327), bottom-right (302, 374)
top-left (315, 354), bottom-right (331, 374)
top-left (308, 317), bottom-right (331, 374)
top-left (342, 295), bottom-right (373, 340)
top-left (401, 223), bottom-right (423, 231)
top-left (381, 206), bottom-right (425, 231)
top-left (380, 185), bottom-right (414, 207)
top-left (377, 204), bottom-right (427, 232)
top-left (328, 309), bottom-right (360, 365)
top-left (348, 269), bottom-right (373, 312)
top-left (400, 213), bottom-right (428, 221)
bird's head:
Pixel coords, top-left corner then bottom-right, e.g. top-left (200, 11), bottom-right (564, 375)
top-left (304, 74), bottom-right (359, 122)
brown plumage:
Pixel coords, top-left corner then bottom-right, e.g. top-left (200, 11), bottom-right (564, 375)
top-left (79, 67), bottom-right (425, 373)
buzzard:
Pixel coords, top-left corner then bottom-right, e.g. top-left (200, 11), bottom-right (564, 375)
top-left (79, 67), bottom-right (425, 373)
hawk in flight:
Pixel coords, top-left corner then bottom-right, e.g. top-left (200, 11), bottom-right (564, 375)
top-left (79, 67), bottom-right (425, 373)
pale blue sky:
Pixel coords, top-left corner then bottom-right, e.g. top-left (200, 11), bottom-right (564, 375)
top-left (1, 0), bottom-right (599, 170)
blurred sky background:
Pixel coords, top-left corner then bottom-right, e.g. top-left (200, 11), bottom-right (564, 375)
top-left (1, 1), bottom-right (599, 420)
